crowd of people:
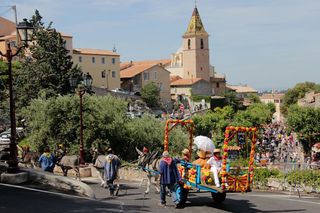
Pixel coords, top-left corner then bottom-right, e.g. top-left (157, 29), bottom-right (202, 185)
top-left (255, 122), bottom-right (303, 166)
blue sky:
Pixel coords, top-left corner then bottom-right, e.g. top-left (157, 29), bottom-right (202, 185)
top-left (1, 0), bottom-right (319, 91)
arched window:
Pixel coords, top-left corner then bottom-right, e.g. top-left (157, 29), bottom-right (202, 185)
top-left (188, 39), bottom-right (191, 49)
top-left (201, 39), bottom-right (204, 49)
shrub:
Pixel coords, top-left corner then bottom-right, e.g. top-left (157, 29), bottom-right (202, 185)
top-left (285, 170), bottom-right (320, 189)
top-left (253, 168), bottom-right (282, 186)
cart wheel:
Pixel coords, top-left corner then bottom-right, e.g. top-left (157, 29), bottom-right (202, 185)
top-left (211, 192), bottom-right (226, 204)
top-left (175, 183), bottom-right (189, 205)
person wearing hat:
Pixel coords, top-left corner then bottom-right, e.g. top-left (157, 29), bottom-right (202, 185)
top-left (206, 148), bottom-right (222, 187)
top-left (159, 150), bottom-right (181, 208)
top-left (143, 146), bottom-right (149, 154)
top-left (181, 148), bottom-right (191, 162)
top-left (104, 147), bottom-right (121, 196)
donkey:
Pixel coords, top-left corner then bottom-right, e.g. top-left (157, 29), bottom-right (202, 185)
top-left (55, 149), bottom-right (81, 180)
top-left (18, 145), bottom-right (39, 168)
top-left (93, 154), bottom-right (107, 187)
top-left (136, 147), bottom-right (161, 194)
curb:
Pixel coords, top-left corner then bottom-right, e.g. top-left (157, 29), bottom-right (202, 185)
top-left (21, 168), bottom-right (96, 199)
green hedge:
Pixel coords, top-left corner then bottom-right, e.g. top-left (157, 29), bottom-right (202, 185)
top-left (286, 170), bottom-right (320, 188)
top-left (253, 168), bottom-right (320, 189)
top-left (254, 168), bottom-right (283, 185)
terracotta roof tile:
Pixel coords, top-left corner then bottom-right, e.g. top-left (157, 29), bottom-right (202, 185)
top-left (0, 34), bottom-right (16, 40)
top-left (120, 63), bottom-right (155, 78)
top-left (0, 17), bottom-right (16, 37)
top-left (73, 48), bottom-right (119, 56)
top-left (171, 78), bottom-right (203, 86)
top-left (120, 59), bottom-right (171, 78)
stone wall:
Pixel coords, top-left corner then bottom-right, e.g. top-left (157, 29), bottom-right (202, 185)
top-left (254, 177), bottom-right (320, 194)
top-left (118, 166), bottom-right (146, 181)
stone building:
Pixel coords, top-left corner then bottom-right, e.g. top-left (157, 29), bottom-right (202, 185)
top-left (120, 60), bottom-right (171, 103)
top-left (260, 93), bottom-right (285, 122)
top-left (73, 48), bottom-right (120, 91)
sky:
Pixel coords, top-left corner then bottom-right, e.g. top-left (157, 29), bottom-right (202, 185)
top-left (1, 0), bottom-right (319, 91)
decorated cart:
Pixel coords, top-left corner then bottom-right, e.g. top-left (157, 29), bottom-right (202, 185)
top-left (163, 119), bottom-right (257, 205)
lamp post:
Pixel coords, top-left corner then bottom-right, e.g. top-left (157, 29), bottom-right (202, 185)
top-left (69, 72), bottom-right (93, 165)
top-left (0, 19), bottom-right (34, 173)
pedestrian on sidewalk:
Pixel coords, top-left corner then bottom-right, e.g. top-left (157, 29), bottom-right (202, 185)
top-left (104, 148), bottom-right (121, 196)
top-left (159, 151), bottom-right (181, 208)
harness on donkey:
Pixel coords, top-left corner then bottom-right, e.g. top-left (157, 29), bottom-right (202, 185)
top-left (139, 151), bottom-right (161, 175)
top-left (136, 147), bottom-right (162, 194)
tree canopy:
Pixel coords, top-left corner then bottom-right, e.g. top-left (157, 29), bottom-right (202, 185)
top-left (21, 94), bottom-right (189, 161)
top-left (193, 103), bottom-right (275, 148)
top-left (232, 103), bottom-right (275, 127)
top-left (14, 10), bottom-right (82, 110)
top-left (140, 82), bottom-right (160, 108)
top-left (286, 105), bottom-right (320, 154)
top-left (223, 90), bottom-right (244, 111)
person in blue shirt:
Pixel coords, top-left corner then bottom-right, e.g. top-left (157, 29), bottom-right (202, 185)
top-left (159, 151), bottom-right (181, 208)
top-left (38, 146), bottom-right (56, 172)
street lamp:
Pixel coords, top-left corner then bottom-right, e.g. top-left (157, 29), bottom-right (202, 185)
top-left (0, 18), bottom-right (34, 173)
top-left (69, 72), bottom-right (93, 165)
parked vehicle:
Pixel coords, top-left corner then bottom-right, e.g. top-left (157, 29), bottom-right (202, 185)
top-left (0, 127), bottom-right (25, 144)
top-left (111, 88), bottom-right (129, 94)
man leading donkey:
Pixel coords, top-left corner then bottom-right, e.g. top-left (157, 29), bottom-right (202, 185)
top-left (104, 148), bottom-right (121, 196)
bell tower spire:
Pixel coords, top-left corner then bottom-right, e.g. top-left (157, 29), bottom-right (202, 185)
top-left (182, 6), bottom-right (210, 82)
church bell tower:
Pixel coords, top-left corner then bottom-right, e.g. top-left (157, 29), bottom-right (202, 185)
top-left (182, 7), bottom-right (210, 82)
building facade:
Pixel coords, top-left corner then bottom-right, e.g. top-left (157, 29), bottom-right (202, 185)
top-left (120, 60), bottom-right (171, 103)
top-left (170, 78), bottom-right (211, 100)
top-left (73, 48), bottom-right (120, 90)
top-left (260, 93), bottom-right (285, 122)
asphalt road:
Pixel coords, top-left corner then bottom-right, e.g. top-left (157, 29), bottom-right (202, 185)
top-left (1, 181), bottom-right (320, 213)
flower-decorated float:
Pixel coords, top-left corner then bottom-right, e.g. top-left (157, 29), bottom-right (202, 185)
top-left (163, 119), bottom-right (257, 206)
